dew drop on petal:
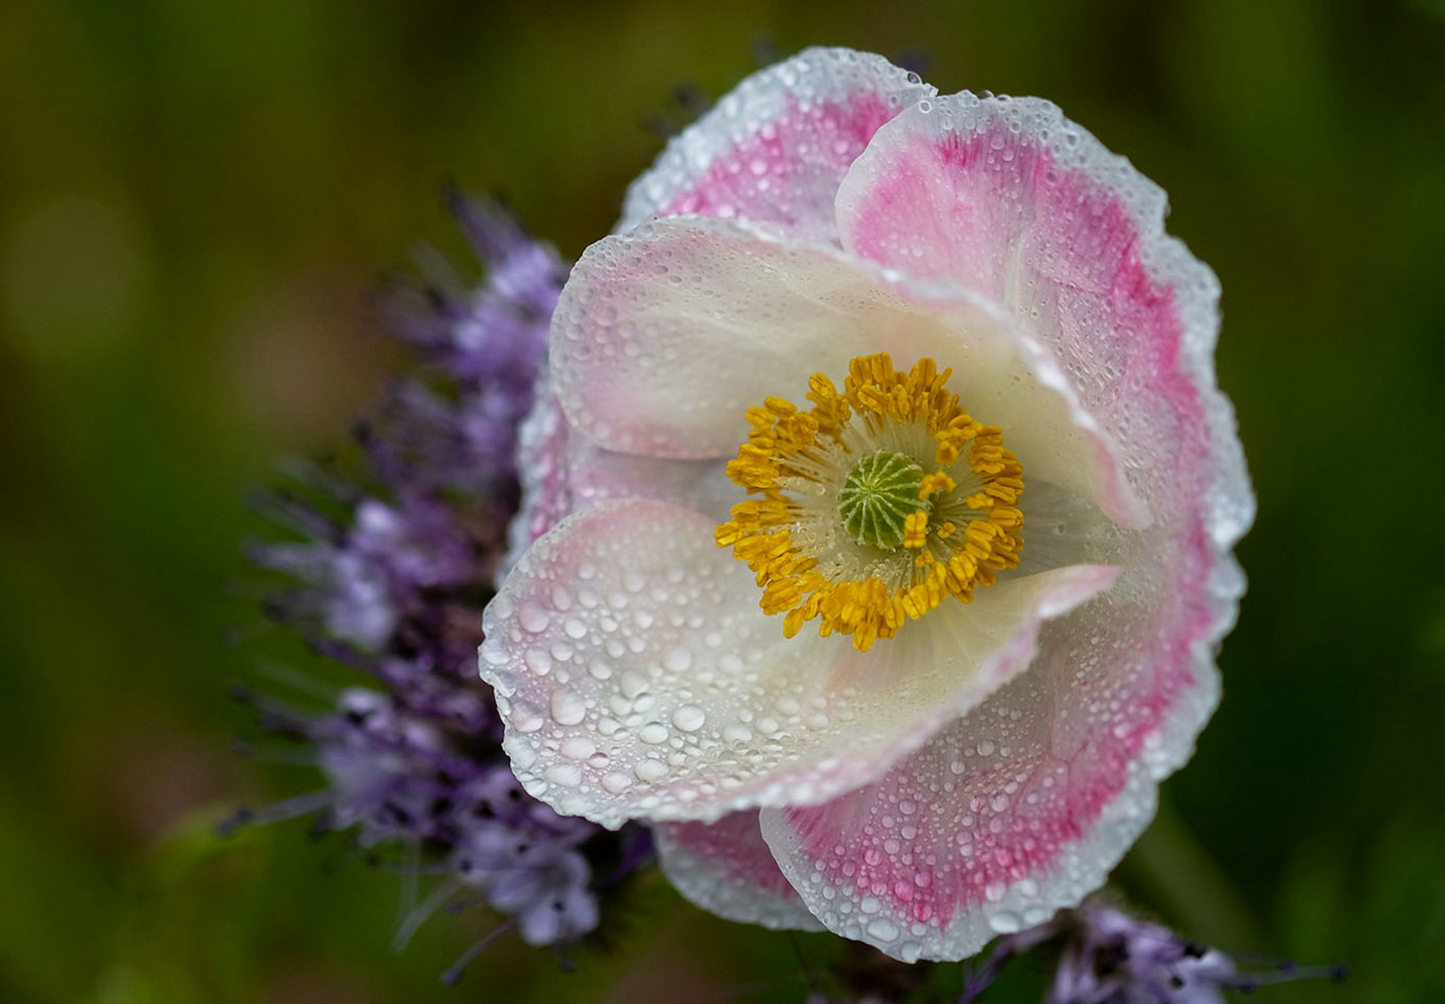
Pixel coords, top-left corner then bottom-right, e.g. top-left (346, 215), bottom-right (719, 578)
top-left (988, 910), bottom-right (1023, 934)
top-left (672, 704), bottom-right (706, 732)
top-left (601, 772), bottom-right (633, 794)
top-left (723, 722), bottom-right (753, 744)
top-left (523, 647), bottom-right (553, 676)
top-left (560, 736), bottom-right (595, 760)
top-left (865, 917), bottom-right (900, 942)
top-left (635, 759), bottom-right (667, 782)
top-left (544, 762), bottom-right (582, 787)
top-left (518, 602), bottom-right (550, 633)
top-left (549, 690), bottom-right (586, 726)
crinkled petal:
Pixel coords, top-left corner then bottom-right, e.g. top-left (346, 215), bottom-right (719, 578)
top-left (480, 497), bottom-right (1116, 829)
top-left (653, 811), bottom-right (823, 932)
top-left (550, 215), bottom-right (1143, 528)
top-left (504, 375), bottom-right (734, 577)
top-left (619, 47), bottom-right (933, 242)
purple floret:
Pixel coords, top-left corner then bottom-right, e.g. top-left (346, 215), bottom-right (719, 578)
top-left (232, 194), bottom-right (640, 973)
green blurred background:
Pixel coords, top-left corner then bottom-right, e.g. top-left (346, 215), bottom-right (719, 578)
top-left (2, 1), bottom-right (1443, 1002)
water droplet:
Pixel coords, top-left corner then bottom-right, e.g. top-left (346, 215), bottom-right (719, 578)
top-left (988, 910), bottom-right (1023, 933)
top-left (723, 723), bottom-right (753, 744)
top-left (511, 700), bottom-right (544, 733)
top-left (544, 762), bottom-right (581, 787)
top-left (865, 917), bottom-right (900, 942)
top-left (518, 602), bottom-right (550, 633)
top-left (560, 736), bottom-right (596, 760)
top-left (635, 759), bottom-right (667, 782)
top-left (550, 690), bottom-right (586, 726)
top-left (523, 647), bottom-right (552, 676)
top-left (672, 704), bottom-right (706, 732)
top-left (639, 722), bottom-right (669, 744)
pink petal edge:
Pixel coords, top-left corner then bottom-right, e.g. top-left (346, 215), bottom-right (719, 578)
top-left (619, 47), bottom-right (933, 243)
top-left (654, 811), bottom-right (824, 932)
top-left (748, 91), bottom-right (1252, 963)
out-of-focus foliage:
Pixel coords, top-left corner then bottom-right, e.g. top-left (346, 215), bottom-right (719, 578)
top-left (1, 1), bottom-right (1441, 1002)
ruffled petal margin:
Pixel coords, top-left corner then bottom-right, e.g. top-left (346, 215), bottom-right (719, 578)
top-left (620, 47), bottom-right (934, 243)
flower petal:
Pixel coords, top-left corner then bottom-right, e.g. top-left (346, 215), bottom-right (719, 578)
top-left (654, 811), bottom-right (823, 932)
top-left (619, 47), bottom-right (933, 242)
top-left (551, 215), bottom-right (1144, 531)
top-left (550, 216), bottom-right (894, 460)
top-left (480, 497), bottom-right (1116, 829)
top-left (835, 92), bottom-right (1251, 543)
top-left (505, 377), bottom-right (734, 576)
top-left (761, 524), bottom-right (1237, 964)
top-left (789, 90), bottom-right (1254, 962)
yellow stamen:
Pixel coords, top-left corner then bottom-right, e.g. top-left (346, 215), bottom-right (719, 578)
top-left (715, 352), bottom-right (1025, 651)
top-left (902, 510), bottom-right (929, 550)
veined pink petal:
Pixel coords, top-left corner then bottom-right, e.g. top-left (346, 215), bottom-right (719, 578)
top-left (761, 517), bottom-right (1227, 963)
top-left (836, 93), bottom-right (1251, 547)
top-left (619, 48), bottom-right (933, 243)
top-left (480, 497), bottom-right (1116, 830)
top-left (743, 93), bottom-right (1256, 962)
top-left (654, 812), bottom-right (823, 932)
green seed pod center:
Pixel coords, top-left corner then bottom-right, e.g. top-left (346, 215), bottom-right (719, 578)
top-left (838, 450), bottom-right (927, 550)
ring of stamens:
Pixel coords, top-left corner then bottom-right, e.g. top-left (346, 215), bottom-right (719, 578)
top-left (715, 353), bottom-right (1025, 652)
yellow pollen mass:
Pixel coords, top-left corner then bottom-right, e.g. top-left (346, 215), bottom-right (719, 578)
top-left (715, 352), bottom-right (1026, 652)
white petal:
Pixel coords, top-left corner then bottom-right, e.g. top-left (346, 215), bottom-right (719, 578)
top-left (550, 215), bottom-right (1144, 529)
top-left (481, 497), bottom-right (1116, 830)
top-left (760, 517), bottom-right (1239, 962)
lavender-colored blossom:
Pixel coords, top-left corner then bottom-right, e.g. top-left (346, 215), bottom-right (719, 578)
top-left (253, 490), bottom-right (476, 651)
top-left (376, 188), bottom-right (567, 496)
top-left (231, 194), bottom-right (637, 973)
top-left (961, 904), bottom-right (1345, 1004)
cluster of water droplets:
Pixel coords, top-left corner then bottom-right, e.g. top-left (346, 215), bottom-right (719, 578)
top-left (620, 47), bottom-right (936, 240)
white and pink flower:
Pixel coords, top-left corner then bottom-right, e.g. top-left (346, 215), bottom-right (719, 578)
top-left (480, 48), bottom-right (1252, 962)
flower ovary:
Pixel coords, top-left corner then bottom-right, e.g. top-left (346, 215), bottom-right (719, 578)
top-left (838, 451), bottom-right (927, 550)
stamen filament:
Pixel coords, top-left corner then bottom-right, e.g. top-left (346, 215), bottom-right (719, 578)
top-left (716, 353), bottom-right (1025, 651)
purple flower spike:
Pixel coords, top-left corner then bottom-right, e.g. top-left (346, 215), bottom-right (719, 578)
top-left (233, 194), bottom-right (641, 965)
top-left (378, 190), bottom-right (567, 496)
